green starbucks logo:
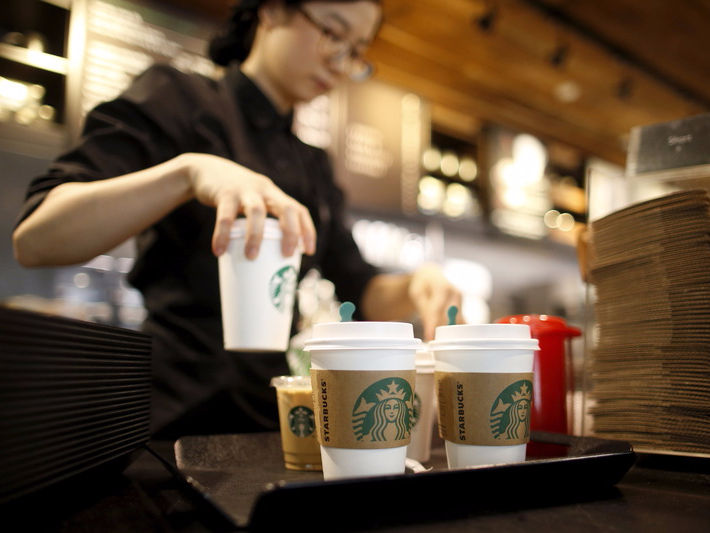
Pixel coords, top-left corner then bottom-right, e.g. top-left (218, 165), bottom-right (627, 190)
top-left (288, 405), bottom-right (315, 438)
top-left (269, 265), bottom-right (298, 312)
top-left (352, 378), bottom-right (413, 442)
top-left (489, 380), bottom-right (532, 441)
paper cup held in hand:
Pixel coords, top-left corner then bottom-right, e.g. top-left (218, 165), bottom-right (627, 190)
top-left (219, 218), bottom-right (301, 352)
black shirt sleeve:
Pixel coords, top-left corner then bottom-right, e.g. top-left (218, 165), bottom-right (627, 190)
top-left (15, 64), bottom-right (224, 226)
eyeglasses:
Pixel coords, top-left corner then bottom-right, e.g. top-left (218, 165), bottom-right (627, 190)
top-left (296, 6), bottom-right (375, 82)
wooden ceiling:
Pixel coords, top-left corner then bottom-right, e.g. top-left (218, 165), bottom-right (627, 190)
top-left (166, 0), bottom-right (710, 167)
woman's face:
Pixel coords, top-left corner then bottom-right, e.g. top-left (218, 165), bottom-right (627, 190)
top-left (246, 1), bottom-right (382, 111)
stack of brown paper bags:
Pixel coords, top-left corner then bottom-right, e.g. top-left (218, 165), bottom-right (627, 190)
top-left (587, 188), bottom-right (710, 455)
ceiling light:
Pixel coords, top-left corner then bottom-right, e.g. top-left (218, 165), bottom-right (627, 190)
top-left (478, 11), bottom-right (497, 31)
top-left (440, 150), bottom-right (460, 177)
top-left (422, 147), bottom-right (441, 172)
top-left (617, 77), bottom-right (634, 100)
top-left (553, 80), bottom-right (581, 103)
top-left (476, 2), bottom-right (498, 32)
top-left (458, 157), bottom-right (478, 182)
top-left (549, 44), bottom-right (569, 68)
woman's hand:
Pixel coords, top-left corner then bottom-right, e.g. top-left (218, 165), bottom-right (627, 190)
top-left (180, 153), bottom-right (317, 258)
top-left (408, 263), bottom-right (464, 340)
top-left (361, 262), bottom-right (464, 341)
top-left (13, 153), bottom-right (317, 268)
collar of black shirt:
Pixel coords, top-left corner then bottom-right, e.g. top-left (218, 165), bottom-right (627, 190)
top-left (228, 63), bottom-right (295, 133)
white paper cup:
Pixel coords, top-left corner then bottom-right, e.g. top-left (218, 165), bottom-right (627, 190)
top-left (407, 345), bottom-right (436, 463)
top-left (218, 218), bottom-right (301, 352)
top-left (304, 322), bottom-right (421, 480)
top-left (430, 324), bottom-right (537, 469)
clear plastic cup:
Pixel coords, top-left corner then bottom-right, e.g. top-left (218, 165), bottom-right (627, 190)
top-left (271, 375), bottom-right (322, 471)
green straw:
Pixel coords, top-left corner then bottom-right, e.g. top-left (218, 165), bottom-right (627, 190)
top-left (339, 301), bottom-right (356, 322)
top-left (447, 305), bottom-right (458, 325)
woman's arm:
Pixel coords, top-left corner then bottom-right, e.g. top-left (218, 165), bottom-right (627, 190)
top-left (13, 153), bottom-right (316, 267)
top-left (360, 262), bottom-right (464, 341)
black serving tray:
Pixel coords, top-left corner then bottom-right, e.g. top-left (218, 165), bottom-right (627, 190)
top-left (165, 431), bottom-right (636, 532)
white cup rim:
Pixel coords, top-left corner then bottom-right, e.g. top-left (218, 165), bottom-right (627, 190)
top-left (429, 338), bottom-right (539, 350)
top-left (304, 337), bottom-right (422, 352)
top-left (229, 217), bottom-right (283, 240)
top-left (434, 323), bottom-right (532, 341)
top-left (310, 321), bottom-right (415, 340)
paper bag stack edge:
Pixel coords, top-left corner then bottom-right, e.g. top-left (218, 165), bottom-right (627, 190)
top-left (587, 188), bottom-right (710, 455)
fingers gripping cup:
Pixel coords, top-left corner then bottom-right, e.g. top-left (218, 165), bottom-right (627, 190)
top-left (304, 319), bottom-right (421, 480)
top-left (218, 218), bottom-right (302, 352)
top-left (271, 375), bottom-right (322, 471)
top-left (430, 324), bottom-right (538, 469)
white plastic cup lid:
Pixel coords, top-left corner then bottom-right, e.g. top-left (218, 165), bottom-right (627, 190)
top-left (304, 321), bottom-right (421, 351)
top-left (435, 323), bottom-right (531, 340)
top-left (311, 321), bottom-right (414, 339)
top-left (429, 323), bottom-right (538, 351)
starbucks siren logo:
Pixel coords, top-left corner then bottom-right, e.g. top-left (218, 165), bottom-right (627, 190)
top-left (351, 378), bottom-right (413, 442)
top-left (288, 404), bottom-right (315, 438)
top-left (269, 265), bottom-right (298, 312)
top-left (489, 380), bottom-right (533, 440)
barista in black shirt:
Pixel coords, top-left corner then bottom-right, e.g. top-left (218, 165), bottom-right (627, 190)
top-left (13, 0), bottom-right (463, 438)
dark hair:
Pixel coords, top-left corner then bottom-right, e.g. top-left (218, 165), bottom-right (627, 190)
top-left (208, 0), bottom-right (381, 66)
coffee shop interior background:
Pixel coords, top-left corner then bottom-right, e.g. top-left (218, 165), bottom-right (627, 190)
top-left (2, 0), bottom-right (707, 336)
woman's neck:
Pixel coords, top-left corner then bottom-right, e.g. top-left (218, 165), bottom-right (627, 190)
top-left (240, 59), bottom-right (293, 115)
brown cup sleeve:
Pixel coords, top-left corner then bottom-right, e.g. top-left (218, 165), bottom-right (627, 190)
top-left (311, 369), bottom-right (417, 449)
top-left (436, 371), bottom-right (534, 446)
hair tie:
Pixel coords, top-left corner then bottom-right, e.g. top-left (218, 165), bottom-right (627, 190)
top-left (208, 0), bottom-right (263, 66)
